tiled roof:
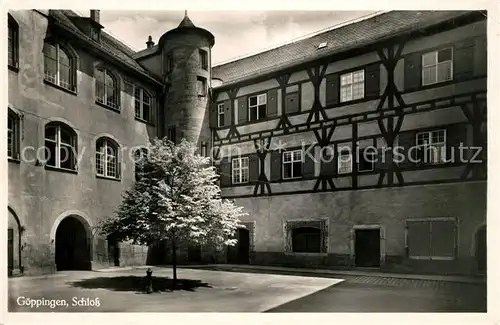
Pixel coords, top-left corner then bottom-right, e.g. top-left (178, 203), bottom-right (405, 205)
top-left (49, 10), bottom-right (161, 84)
top-left (212, 10), bottom-right (477, 86)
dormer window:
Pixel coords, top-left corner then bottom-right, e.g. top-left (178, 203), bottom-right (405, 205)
top-left (90, 27), bottom-right (100, 41)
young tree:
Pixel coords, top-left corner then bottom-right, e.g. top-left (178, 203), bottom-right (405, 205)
top-left (102, 138), bottom-right (245, 286)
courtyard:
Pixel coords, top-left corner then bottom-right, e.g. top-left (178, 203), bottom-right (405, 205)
top-left (8, 266), bottom-right (486, 312)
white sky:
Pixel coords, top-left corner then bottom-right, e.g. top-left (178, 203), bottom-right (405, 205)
top-left (91, 11), bottom-right (377, 65)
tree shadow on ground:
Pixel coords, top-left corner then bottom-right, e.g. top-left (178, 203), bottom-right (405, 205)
top-left (69, 276), bottom-right (212, 293)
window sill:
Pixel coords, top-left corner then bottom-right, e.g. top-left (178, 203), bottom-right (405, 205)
top-left (198, 94), bottom-right (207, 98)
top-left (44, 165), bottom-right (78, 174)
top-left (8, 64), bottom-right (19, 73)
top-left (43, 79), bottom-right (77, 96)
top-left (96, 101), bottom-right (121, 113)
top-left (8, 157), bottom-right (21, 164)
top-left (135, 117), bottom-right (155, 126)
top-left (96, 174), bottom-right (122, 182)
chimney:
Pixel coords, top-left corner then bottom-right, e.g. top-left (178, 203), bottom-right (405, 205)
top-left (146, 35), bottom-right (155, 48)
top-left (90, 10), bottom-right (100, 24)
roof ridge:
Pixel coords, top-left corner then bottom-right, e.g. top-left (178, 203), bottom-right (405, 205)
top-left (213, 10), bottom-right (386, 67)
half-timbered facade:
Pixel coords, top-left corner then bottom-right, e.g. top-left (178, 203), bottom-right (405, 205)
top-left (210, 11), bottom-right (487, 275)
top-left (8, 10), bottom-right (487, 276)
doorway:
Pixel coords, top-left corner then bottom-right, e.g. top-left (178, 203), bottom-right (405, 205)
top-left (227, 228), bottom-right (250, 264)
top-left (55, 216), bottom-right (91, 271)
top-left (188, 244), bottom-right (202, 263)
top-left (355, 228), bottom-right (381, 267)
top-left (107, 234), bottom-right (120, 267)
top-left (475, 225), bottom-right (486, 274)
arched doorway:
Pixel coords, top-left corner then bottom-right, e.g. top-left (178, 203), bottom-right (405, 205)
top-left (227, 228), bottom-right (250, 264)
top-left (475, 225), bottom-right (486, 274)
top-left (55, 216), bottom-right (91, 271)
top-left (8, 207), bottom-right (22, 276)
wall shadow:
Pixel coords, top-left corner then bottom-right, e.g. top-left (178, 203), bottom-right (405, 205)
top-left (69, 276), bottom-right (212, 293)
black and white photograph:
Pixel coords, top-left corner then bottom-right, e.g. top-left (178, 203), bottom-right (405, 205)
top-left (3, 5), bottom-right (495, 318)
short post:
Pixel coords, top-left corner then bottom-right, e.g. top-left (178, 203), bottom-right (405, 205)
top-left (146, 268), bottom-right (153, 294)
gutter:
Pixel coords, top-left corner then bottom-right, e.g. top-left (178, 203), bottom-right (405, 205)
top-left (50, 15), bottom-right (162, 87)
top-left (212, 11), bottom-right (483, 91)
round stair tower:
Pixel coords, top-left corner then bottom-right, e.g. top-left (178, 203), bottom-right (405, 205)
top-left (159, 11), bottom-right (215, 148)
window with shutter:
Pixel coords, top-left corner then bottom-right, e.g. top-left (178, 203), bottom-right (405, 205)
top-left (285, 91), bottom-right (299, 114)
top-left (283, 150), bottom-right (303, 179)
top-left (416, 129), bottom-right (446, 165)
top-left (232, 157), bottom-right (249, 184)
top-left (248, 93), bottom-right (267, 122)
top-left (422, 48), bottom-right (453, 86)
top-left (406, 218), bottom-right (456, 260)
top-left (340, 70), bottom-right (364, 102)
top-left (217, 103), bottom-right (225, 127)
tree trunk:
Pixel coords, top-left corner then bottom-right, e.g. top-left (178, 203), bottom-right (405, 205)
top-left (172, 239), bottom-right (177, 288)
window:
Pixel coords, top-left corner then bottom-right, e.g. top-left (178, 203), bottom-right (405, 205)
top-left (43, 42), bottom-right (76, 91)
top-left (416, 129), bottom-right (446, 165)
top-left (134, 87), bottom-right (152, 122)
top-left (7, 110), bottom-right (20, 159)
top-left (134, 148), bottom-right (148, 181)
top-left (96, 138), bottom-right (119, 179)
top-left (340, 70), bottom-right (364, 103)
top-left (8, 16), bottom-right (18, 68)
top-left (217, 103), bottom-right (225, 127)
top-left (249, 93), bottom-right (267, 122)
top-left (232, 157), bottom-right (249, 184)
top-left (166, 53), bottom-right (173, 73)
top-left (422, 48), bottom-right (453, 86)
top-left (197, 77), bottom-right (206, 96)
top-left (200, 142), bottom-right (208, 157)
top-left (44, 123), bottom-right (77, 171)
top-left (406, 218), bottom-right (456, 260)
top-left (338, 150), bottom-right (352, 174)
top-left (199, 49), bottom-right (208, 70)
top-left (95, 67), bottom-right (119, 109)
top-left (283, 150), bottom-right (302, 180)
top-left (90, 27), bottom-right (100, 41)
top-left (168, 126), bottom-right (176, 144)
top-left (357, 148), bottom-right (375, 172)
top-left (292, 227), bottom-right (321, 253)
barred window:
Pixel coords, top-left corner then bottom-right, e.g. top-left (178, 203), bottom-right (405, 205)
top-left (96, 138), bottom-right (120, 179)
top-left (338, 150), bottom-right (352, 174)
top-left (340, 69), bottom-right (364, 102)
top-left (95, 67), bottom-right (119, 109)
top-left (232, 157), bottom-right (249, 184)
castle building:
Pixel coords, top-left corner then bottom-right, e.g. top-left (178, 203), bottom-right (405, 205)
top-left (7, 10), bottom-right (487, 276)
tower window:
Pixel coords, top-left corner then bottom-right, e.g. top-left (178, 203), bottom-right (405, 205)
top-left (168, 126), bottom-right (176, 144)
top-left (197, 77), bottom-right (207, 97)
top-left (166, 53), bottom-right (173, 74)
top-left (200, 49), bottom-right (208, 70)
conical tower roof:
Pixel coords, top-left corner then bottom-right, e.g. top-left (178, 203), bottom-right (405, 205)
top-left (159, 10), bottom-right (215, 47)
top-left (178, 10), bottom-right (195, 28)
